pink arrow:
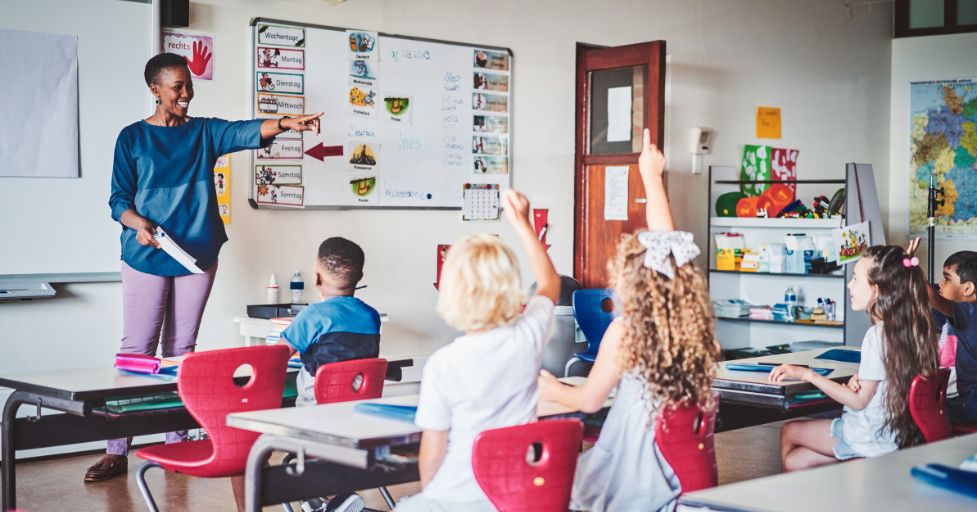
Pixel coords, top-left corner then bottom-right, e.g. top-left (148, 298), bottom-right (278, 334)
top-left (305, 142), bottom-right (344, 161)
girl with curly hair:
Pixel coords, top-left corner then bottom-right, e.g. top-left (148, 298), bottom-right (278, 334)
top-left (538, 129), bottom-right (721, 511)
top-left (771, 245), bottom-right (938, 470)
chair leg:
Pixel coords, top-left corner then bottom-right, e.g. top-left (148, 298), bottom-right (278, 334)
top-left (136, 461), bottom-right (162, 512)
top-left (280, 453), bottom-right (298, 511)
top-left (564, 357), bottom-right (579, 378)
top-left (378, 486), bottom-right (396, 509)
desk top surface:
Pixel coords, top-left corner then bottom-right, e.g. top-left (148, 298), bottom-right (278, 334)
top-left (227, 377), bottom-right (599, 449)
top-left (680, 433), bottom-right (977, 512)
top-left (714, 347), bottom-right (860, 396)
top-left (0, 354), bottom-right (412, 402)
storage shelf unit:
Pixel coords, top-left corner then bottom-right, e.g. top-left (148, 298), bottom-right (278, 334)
top-left (706, 164), bottom-right (883, 351)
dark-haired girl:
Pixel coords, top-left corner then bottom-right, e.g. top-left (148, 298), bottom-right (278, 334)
top-left (771, 245), bottom-right (938, 471)
top-left (88, 52), bottom-right (321, 485)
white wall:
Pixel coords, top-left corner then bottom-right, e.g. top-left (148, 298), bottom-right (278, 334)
top-left (888, 32), bottom-right (977, 269)
top-left (0, 0), bottom-right (892, 376)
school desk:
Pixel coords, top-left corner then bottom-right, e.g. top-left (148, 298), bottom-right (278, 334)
top-left (714, 347), bottom-right (861, 410)
top-left (677, 432), bottom-right (977, 512)
top-left (0, 358), bottom-right (412, 512)
top-left (228, 378), bottom-right (606, 512)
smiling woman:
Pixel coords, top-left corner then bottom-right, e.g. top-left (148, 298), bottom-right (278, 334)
top-left (89, 53), bottom-right (323, 495)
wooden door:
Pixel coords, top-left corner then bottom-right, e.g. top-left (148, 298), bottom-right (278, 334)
top-left (574, 41), bottom-right (666, 288)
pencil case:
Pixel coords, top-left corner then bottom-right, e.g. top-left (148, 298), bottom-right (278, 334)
top-left (114, 353), bottom-right (161, 374)
top-left (911, 463), bottom-right (977, 499)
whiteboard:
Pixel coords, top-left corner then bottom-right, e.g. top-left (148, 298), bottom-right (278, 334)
top-left (0, 0), bottom-right (154, 280)
top-left (250, 19), bottom-right (513, 209)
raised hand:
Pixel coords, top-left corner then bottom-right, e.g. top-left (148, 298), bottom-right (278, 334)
top-left (186, 40), bottom-right (212, 77)
top-left (638, 128), bottom-right (665, 183)
top-left (502, 189), bottom-right (531, 227)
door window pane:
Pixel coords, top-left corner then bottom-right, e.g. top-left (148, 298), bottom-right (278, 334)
top-left (588, 65), bottom-right (645, 155)
top-left (958, 0), bottom-right (977, 25)
top-left (910, 0), bottom-right (945, 28)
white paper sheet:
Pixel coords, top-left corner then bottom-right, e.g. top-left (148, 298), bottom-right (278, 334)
top-left (0, 29), bottom-right (79, 177)
top-left (606, 86), bottom-right (632, 142)
top-left (604, 166), bottom-right (630, 221)
top-left (154, 227), bottom-right (203, 274)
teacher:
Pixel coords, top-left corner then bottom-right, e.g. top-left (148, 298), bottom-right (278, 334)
top-left (86, 52), bottom-right (321, 483)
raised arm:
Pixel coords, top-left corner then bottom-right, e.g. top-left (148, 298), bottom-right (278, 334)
top-left (503, 189), bottom-right (560, 303)
top-left (638, 128), bottom-right (674, 231)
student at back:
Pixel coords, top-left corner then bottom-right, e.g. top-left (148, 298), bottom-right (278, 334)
top-left (396, 189), bottom-right (560, 511)
top-left (926, 249), bottom-right (977, 422)
top-left (280, 237), bottom-right (381, 406)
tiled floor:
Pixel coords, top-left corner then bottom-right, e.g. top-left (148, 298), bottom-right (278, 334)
top-left (1, 420), bottom-right (787, 511)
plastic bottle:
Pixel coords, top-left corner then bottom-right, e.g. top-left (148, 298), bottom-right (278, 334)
top-left (784, 286), bottom-right (797, 322)
top-left (289, 271), bottom-right (304, 304)
top-left (267, 273), bottom-right (279, 304)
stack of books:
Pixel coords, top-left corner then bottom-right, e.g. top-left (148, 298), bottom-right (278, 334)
top-left (713, 299), bottom-right (751, 319)
top-left (265, 317), bottom-right (293, 345)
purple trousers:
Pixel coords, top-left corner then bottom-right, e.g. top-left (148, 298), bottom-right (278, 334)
top-left (107, 261), bottom-right (218, 456)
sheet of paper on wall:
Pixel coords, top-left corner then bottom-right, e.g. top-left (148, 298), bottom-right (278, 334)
top-left (832, 221), bottom-right (870, 265)
top-left (0, 29), bottom-right (79, 177)
top-left (756, 106), bottom-right (782, 139)
top-left (153, 227), bottom-right (203, 274)
top-left (606, 86), bottom-right (632, 142)
top-left (604, 166), bottom-right (630, 221)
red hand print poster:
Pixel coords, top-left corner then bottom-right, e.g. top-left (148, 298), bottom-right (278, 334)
top-left (162, 30), bottom-right (214, 80)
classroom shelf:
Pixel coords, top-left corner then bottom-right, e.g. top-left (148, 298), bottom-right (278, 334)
top-left (710, 269), bottom-right (845, 279)
top-left (709, 217), bottom-right (843, 229)
top-left (715, 316), bottom-right (844, 328)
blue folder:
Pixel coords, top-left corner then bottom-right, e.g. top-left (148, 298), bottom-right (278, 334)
top-left (815, 349), bottom-right (861, 364)
top-left (725, 363), bottom-right (833, 376)
top-left (911, 464), bottom-right (977, 499)
top-left (353, 402), bottom-right (418, 423)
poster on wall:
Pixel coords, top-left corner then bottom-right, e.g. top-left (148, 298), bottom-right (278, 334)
top-left (214, 155), bottom-right (231, 224)
top-left (909, 79), bottom-right (977, 238)
top-left (162, 30), bottom-right (214, 80)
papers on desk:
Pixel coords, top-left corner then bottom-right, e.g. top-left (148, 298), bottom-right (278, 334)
top-left (153, 227), bottom-right (203, 273)
top-left (354, 402), bottom-right (418, 423)
top-left (725, 363), bottom-right (833, 377)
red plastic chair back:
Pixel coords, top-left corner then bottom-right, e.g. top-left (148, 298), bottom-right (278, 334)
top-left (314, 358), bottom-right (388, 404)
top-left (471, 419), bottom-right (582, 512)
top-left (654, 400), bottom-right (718, 494)
top-left (909, 368), bottom-right (952, 443)
top-left (176, 344), bottom-right (290, 477)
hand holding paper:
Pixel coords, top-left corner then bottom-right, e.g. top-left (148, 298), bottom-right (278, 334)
top-left (153, 227), bottom-right (203, 274)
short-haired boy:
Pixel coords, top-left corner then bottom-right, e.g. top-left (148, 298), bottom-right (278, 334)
top-left (279, 237), bottom-right (380, 512)
top-left (280, 236), bottom-right (381, 405)
top-left (929, 250), bottom-right (977, 423)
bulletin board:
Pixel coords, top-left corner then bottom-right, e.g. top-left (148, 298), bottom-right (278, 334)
top-left (250, 18), bottom-right (513, 210)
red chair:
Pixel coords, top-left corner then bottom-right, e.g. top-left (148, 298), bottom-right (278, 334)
top-left (472, 419), bottom-right (583, 512)
top-left (135, 345), bottom-right (290, 511)
top-left (909, 368), bottom-right (953, 443)
top-left (314, 357), bottom-right (388, 404)
top-left (654, 401), bottom-right (719, 494)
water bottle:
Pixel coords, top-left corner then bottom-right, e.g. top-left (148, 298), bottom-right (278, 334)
top-left (289, 271), bottom-right (304, 303)
top-left (784, 286), bottom-right (797, 322)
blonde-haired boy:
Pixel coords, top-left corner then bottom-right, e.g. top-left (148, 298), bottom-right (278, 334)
top-left (396, 190), bottom-right (560, 511)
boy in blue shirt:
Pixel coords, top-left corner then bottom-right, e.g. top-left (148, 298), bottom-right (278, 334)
top-left (279, 237), bottom-right (380, 512)
top-left (928, 250), bottom-right (977, 423)
top-left (280, 237), bottom-right (381, 406)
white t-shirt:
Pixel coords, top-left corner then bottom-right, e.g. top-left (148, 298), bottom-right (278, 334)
top-left (841, 323), bottom-right (898, 457)
top-left (414, 296), bottom-right (555, 503)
